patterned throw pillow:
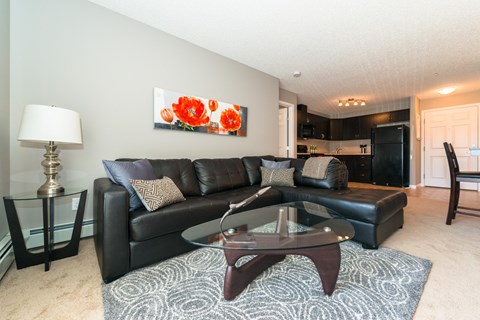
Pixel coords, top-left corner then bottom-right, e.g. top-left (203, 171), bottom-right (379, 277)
top-left (260, 167), bottom-right (295, 187)
top-left (130, 177), bottom-right (186, 212)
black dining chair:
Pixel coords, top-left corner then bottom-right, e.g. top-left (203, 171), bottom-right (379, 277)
top-left (443, 142), bottom-right (480, 225)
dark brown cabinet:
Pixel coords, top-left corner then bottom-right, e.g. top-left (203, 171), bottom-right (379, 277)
top-left (389, 109), bottom-right (410, 123)
top-left (310, 114), bottom-right (329, 139)
top-left (334, 155), bottom-right (371, 183)
top-left (297, 104), bottom-right (308, 124)
top-left (297, 106), bottom-right (410, 142)
top-left (358, 115), bottom-right (375, 139)
top-left (342, 117), bottom-right (360, 140)
top-left (373, 112), bottom-right (390, 125)
top-left (329, 119), bottom-right (343, 140)
top-left (373, 109), bottom-right (409, 126)
top-left (353, 155), bottom-right (371, 183)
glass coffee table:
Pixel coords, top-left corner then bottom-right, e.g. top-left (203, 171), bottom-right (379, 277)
top-left (182, 201), bottom-right (355, 300)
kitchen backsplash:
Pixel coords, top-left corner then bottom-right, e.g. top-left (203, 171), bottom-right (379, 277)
top-left (297, 138), bottom-right (371, 154)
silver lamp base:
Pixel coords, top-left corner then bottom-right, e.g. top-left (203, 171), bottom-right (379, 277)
top-left (38, 141), bottom-right (65, 196)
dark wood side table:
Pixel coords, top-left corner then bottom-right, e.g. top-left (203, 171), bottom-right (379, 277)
top-left (3, 189), bottom-right (87, 271)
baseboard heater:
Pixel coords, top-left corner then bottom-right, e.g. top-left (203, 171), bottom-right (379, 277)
top-left (26, 219), bottom-right (94, 250)
top-left (0, 235), bottom-right (14, 281)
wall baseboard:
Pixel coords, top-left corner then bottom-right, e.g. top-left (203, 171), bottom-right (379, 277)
top-left (0, 220), bottom-right (93, 279)
top-left (26, 219), bottom-right (94, 249)
top-left (0, 235), bottom-right (14, 281)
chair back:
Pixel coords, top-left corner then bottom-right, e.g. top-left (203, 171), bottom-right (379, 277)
top-left (443, 142), bottom-right (460, 182)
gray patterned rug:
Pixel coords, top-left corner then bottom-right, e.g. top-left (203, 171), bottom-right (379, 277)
top-left (102, 242), bottom-right (431, 320)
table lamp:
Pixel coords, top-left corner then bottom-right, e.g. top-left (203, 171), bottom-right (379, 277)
top-left (17, 104), bottom-right (83, 195)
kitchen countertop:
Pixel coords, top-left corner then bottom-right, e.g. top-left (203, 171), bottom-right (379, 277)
top-left (297, 152), bottom-right (371, 156)
top-left (324, 152), bottom-right (371, 156)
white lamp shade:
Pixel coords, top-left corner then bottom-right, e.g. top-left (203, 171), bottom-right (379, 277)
top-left (18, 104), bottom-right (82, 144)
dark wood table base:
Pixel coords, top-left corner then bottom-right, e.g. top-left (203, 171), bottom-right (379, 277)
top-left (223, 243), bottom-right (341, 301)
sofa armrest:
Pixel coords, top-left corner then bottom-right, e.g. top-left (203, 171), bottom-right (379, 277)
top-left (93, 177), bottom-right (130, 282)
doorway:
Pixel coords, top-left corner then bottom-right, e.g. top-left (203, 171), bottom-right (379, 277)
top-left (278, 107), bottom-right (288, 157)
top-left (278, 101), bottom-right (296, 158)
top-left (423, 104), bottom-right (479, 190)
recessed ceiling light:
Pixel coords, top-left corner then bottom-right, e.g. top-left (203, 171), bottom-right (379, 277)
top-left (293, 71), bottom-right (301, 78)
top-left (437, 87), bottom-right (456, 95)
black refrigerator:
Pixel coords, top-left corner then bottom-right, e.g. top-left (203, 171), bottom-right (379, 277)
top-left (371, 125), bottom-right (409, 187)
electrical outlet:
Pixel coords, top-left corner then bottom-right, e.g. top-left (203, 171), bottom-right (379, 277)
top-left (72, 198), bottom-right (80, 211)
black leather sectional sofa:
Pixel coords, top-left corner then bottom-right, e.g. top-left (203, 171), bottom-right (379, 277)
top-left (93, 156), bottom-right (407, 282)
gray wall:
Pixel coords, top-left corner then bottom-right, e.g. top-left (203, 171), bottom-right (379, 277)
top-left (0, 0), bottom-right (10, 239)
top-left (10, 0), bottom-right (279, 228)
top-left (279, 88), bottom-right (297, 106)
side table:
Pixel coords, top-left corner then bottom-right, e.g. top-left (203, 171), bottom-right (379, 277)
top-left (3, 188), bottom-right (87, 271)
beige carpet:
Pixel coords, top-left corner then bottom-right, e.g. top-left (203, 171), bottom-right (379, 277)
top-left (1, 188), bottom-right (480, 320)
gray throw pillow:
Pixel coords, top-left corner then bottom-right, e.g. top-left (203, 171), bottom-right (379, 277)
top-left (102, 159), bottom-right (157, 211)
top-left (130, 177), bottom-right (185, 212)
top-left (261, 159), bottom-right (291, 169)
top-left (260, 167), bottom-right (295, 187)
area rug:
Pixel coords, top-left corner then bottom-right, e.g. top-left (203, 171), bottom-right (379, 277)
top-left (102, 242), bottom-right (431, 320)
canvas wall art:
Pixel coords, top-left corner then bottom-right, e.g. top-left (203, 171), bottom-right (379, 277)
top-left (154, 88), bottom-right (248, 136)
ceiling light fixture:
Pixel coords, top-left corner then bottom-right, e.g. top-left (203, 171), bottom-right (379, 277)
top-left (293, 71), bottom-right (302, 78)
top-left (437, 87), bottom-right (456, 95)
top-left (338, 98), bottom-right (366, 107)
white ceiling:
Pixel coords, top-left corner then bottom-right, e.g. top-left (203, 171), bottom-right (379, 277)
top-left (89, 0), bottom-right (480, 117)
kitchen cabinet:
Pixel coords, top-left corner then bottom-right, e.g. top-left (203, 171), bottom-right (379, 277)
top-left (297, 107), bottom-right (410, 141)
top-left (297, 104), bottom-right (308, 124)
top-left (310, 114), bottom-right (329, 139)
top-left (345, 109), bottom-right (410, 141)
top-left (334, 154), bottom-right (371, 183)
top-left (342, 117), bottom-right (360, 140)
top-left (373, 110), bottom-right (409, 126)
top-left (353, 155), bottom-right (371, 183)
top-left (358, 115), bottom-right (375, 139)
top-left (297, 104), bottom-right (309, 139)
top-left (329, 119), bottom-right (343, 140)
top-left (373, 112), bottom-right (390, 125)
top-left (389, 109), bottom-right (409, 123)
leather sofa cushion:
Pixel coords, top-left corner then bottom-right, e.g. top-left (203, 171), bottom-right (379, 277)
top-left (242, 155), bottom-right (275, 185)
top-left (193, 158), bottom-right (249, 195)
top-left (279, 186), bottom-right (407, 225)
top-left (276, 157), bottom-right (348, 190)
top-left (129, 197), bottom-right (229, 242)
top-left (116, 158), bottom-right (201, 196)
top-left (204, 185), bottom-right (283, 212)
top-left (148, 159), bottom-right (201, 196)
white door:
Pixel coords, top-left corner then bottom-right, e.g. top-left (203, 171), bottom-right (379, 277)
top-left (424, 105), bottom-right (478, 189)
top-left (278, 107), bottom-right (289, 157)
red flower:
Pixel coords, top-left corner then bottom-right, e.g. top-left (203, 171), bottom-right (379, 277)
top-left (160, 108), bottom-right (174, 123)
top-left (209, 100), bottom-right (219, 112)
top-left (172, 96), bottom-right (210, 127)
top-left (233, 104), bottom-right (241, 111)
top-left (220, 108), bottom-right (242, 131)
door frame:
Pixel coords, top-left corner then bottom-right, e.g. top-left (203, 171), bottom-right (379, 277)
top-left (421, 103), bottom-right (480, 188)
top-left (279, 100), bottom-right (296, 158)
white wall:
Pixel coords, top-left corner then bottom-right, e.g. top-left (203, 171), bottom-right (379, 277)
top-left (10, 0), bottom-right (279, 228)
top-left (0, 0), bottom-right (10, 238)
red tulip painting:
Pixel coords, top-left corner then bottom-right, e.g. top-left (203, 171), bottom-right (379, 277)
top-left (154, 88), bottom-right (247, 136)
